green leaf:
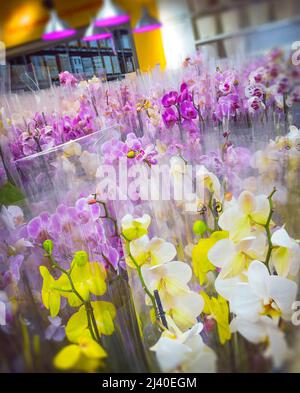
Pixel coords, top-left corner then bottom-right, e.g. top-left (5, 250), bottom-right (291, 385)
top-left (0, 182), bottom-right (24, 205)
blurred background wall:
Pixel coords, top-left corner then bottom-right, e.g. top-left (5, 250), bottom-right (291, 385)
top-left (0, 0), bottom-right (300, 91)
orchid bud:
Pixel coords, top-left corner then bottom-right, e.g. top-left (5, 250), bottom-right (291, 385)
top-left (193, 220), bottom-right (207, 235)
top-left (43, 239), bottom-right (53, 255)
top-left (73, 250), bottom-right (88, 267)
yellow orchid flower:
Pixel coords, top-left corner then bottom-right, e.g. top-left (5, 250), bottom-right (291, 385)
top-left (91, 301), bottom-right (116, 336)
top-left (39, 266), bottom-right (61, 318)
top-left (65, 305), bottom-right (90, 343)
top-left (70, 261), bottom-right (107, 302)
top-left (54, 336), bottom-right (107, 372)
top-left (49, 252), bottom-right (107, 306)
top-left (121, 214), bottom-right (151, 241)
top-left (55, 251), bottom-right (106, 305)
top-left (192, 231), bottom-right (228, 285)
top-left (65, 301), bottom-right (116, 343)
top-left (201, 292), bottom-right (231, 344)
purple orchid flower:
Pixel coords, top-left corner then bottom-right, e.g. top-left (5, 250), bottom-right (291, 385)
top-left (59, 71), bottom-right (78, 87)
top-left (245, 84), bottom-right (265, 99)
top-left (125, 133), bottom-right (142, 151)
top-left (162, 108), bottom-right (179, 129)
top-left (214, 94), bottom-right (240, 120)
top-left (102, 139), bottom-right (128, 164)
top-left (247, 96), bottom-right (265, 114)
top-left (180, 101), bottom-right (198, 120)
top-left (27, 212), bottom-right (55, 243)
top-left (178, 88), bottom-right (192, 103)
top-left (45, 317), bottom-right (65, 342)
top-left (161, 91), bottom-right (178, 108)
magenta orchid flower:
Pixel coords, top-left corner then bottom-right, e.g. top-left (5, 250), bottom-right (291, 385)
top-left (59, 71), bottom-right (78, 87)
top-left (180, 101), bottom-right (198, 120)
top-left (162, 108), bottom-right (179, 129)
top-left (161, 91), bottom-right (178, 108)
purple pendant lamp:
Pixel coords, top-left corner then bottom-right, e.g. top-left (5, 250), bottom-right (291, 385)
top-left (95, 0), bottom-right (130, 28)
top-left (42, 0), bottom-right (76, 41)
top-left (83, 19), bottom-right (112, 41)
top-left (133, 7), bottom-right (162, 34)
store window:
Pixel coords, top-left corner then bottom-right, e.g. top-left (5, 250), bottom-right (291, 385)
top-left (8, 29), bottom-right (136, 91)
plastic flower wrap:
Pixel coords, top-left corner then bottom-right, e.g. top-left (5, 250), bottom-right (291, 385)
top-left (0, 126), bottom-right (150, 372)
top-left (13, 127), bottom-right (119, 214)
top-left (0, 47), bottom-right (300, 374)
top-left (109, 120), bottom-right (300, 372)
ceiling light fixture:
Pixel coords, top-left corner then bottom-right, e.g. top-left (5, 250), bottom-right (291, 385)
top-left (95, 0), bottom-right (130, 28)
top-left (133, 7), bottom-right (162, 34)
top-left (83, 19), bottom-right (112, 41)
top-left (42, 9), bottom-right (76, 41)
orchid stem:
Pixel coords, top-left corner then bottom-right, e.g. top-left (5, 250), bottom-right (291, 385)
top-left (264, 188), bottom-right (276, 266)
top-left (97, 200), bottom-right (119, 237)
top-left (121, 233), bottom-right (158, 319)
top-left (46, 253), bottom-right (101, 343)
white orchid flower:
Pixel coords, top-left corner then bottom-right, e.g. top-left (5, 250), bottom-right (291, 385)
top-left (1, 206), bottom-right (24, 231)
top-left (160, 290), bottom-right (204, 331)
top-left (287, 125), bottom-right (300, 139)
top-left (218, 190), bottom-right (270, 241)
top-left (129, 235), bottom-right (176, 267)
top-left (208, 233), bottom-right (267, 279)
top-left (220, 260), bottom-right (297, 322)
top-left (268, 126), bottom-right (300, 153)
top-left (250, 148), bottom-right (281, 175)
top-left (140, 258), bottom-right (203, 330)
top-left (141, 261), bottom-right (192, 297)
top-left (231, 316), bottom-right (291, 369)
top-left (56, 156), bottom-right (76, 176)
top-left (63, 142), bottom-right (82, 157)
top-left (9, 238), bottom-right (33, 254)
top-left (79, 151), bottom-right (99, 179)
top-left (196, 165), bottom-right (222, 201)
top-left (151, 320), bottom-right (216, 373)
top-left (270, 227), bottom-right (300, 277)
top-left (88, 76), bottom-right (100, 84)
top-left (170, 156), bottom-right (187, 177)
top-left (243, 176), bottom-right (288, 205)
top-left (121, 214), bottom-right (151, 240)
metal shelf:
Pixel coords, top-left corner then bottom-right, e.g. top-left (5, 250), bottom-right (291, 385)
top-left (195, 15), bottom-right (300, 46)
top-left (190, 0), bottom-right (268, 19)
